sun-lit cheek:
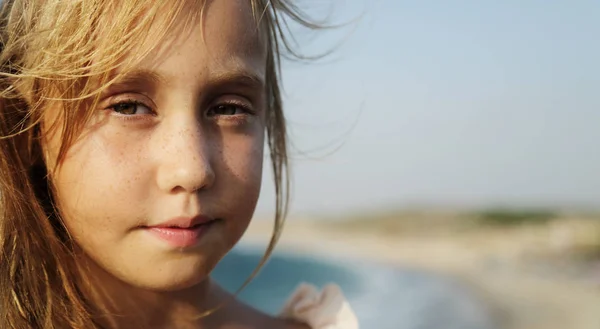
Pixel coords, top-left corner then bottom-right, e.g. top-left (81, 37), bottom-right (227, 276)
top-left (43, 119), bottom-right (111, 174)
top-left (89, 123), bottom-right (153, 167)
top-left (52, 124), bottom-right (149, 203)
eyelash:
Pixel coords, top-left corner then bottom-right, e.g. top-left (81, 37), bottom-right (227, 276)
top-left (105, 99), bottom-right (153, 123)
top-left (207, 99), bottom-right (254, 117)
top-left (106, 98), bottom-right (255, 123)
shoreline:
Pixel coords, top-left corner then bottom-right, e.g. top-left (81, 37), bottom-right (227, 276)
top-left (241, 217), bottom-right (600, 329)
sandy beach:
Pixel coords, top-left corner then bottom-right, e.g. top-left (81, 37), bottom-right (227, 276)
top-left (241, 214), bottom-right (600, 329)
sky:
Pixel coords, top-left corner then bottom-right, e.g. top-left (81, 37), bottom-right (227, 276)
top-left (255, 0), bottom-right (600, 217)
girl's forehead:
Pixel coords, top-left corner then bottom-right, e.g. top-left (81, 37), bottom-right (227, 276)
top-left (113, 0), bottom-right (268, 74)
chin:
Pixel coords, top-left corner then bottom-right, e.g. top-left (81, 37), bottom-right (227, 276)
top-left (131, 264), bottom-right (212, 292)
top-left (101, 250), bottom-right (222, 293)
top-left (152, 275), bottom-right (207, 292)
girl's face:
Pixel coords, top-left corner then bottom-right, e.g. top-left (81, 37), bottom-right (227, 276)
top-left (42, 0), bottom-right (266, 291)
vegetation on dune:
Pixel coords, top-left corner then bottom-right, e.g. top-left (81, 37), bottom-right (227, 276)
top-left (319, 208), bottom-right (600, 260)
top-left (473, 209), bottom-right (558, 226)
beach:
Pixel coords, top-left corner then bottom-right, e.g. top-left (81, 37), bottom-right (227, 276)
top-left (242, 213), bottom-right (600, 329)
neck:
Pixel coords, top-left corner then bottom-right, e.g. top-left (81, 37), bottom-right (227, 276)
top-left (76, 257), bottom-right (229, 329)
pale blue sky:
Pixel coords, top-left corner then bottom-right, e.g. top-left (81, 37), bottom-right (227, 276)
top-left (254, 0), bottom-right (600, 216)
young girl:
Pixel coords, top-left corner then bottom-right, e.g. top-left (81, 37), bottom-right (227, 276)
top-left (0, 0), bottom-right (358, 328)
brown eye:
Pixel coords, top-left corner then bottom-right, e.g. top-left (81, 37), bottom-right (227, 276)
top-left (207, 104), bottom-right (248, 117)
top-left (109, 101), bottom-right (152, 115)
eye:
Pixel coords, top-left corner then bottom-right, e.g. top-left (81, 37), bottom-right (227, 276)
top-left (108, 101), bottom-right (153, 115)
top-left (206, 103), bottom-right (250, 117)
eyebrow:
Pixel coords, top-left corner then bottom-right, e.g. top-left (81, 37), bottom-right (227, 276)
top-left (108, 69), bottom-right (166, 88)
top-left (209, 70), bottom-right (265, 90)
top-left (108, 68), bottom-right (265, 91)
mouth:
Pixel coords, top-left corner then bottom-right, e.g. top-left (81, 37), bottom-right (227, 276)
top-left (149, 215), bottom-right (216, 229)
top-left (143, 217), bottom-right (219, 248)
top-left (161, 222), bottom-right (211, 229)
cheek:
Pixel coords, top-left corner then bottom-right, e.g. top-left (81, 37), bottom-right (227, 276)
top-left (218, 128), bottom-right (265, 219)
top-left (227, 124), bottom-right (264, 181)
top-left (50, 128), bottom-right (150, 238)
top-left (225, 140), bottom-right (264, 186)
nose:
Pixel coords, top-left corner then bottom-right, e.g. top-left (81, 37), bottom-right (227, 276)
top-left (155, 118), bottom-right (215, 194)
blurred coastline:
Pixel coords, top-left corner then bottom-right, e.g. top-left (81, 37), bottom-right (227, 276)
top-left (243, 210), bottom-right (600, 329)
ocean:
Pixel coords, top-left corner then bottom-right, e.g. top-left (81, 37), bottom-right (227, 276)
top-left (212, 246), bottom-right (498, 329)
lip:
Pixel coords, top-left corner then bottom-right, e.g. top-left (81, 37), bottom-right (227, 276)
top-left (144, 215), bottom-right (216, 248)
top-left (150, 215), bottom-right (215, 229)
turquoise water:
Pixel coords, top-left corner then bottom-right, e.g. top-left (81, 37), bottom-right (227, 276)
top-left (212, 246), bottom-right (497, 329)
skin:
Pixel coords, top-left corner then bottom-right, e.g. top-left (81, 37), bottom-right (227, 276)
top-left (41, 1), bottom-right (308, 328)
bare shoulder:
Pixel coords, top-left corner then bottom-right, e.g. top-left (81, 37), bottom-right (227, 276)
top-left (211, 282), bottom-right (357, 329)
top-left (209, 285), bottom-right (309, 329)
top-left (218, 298), bottom-right (310, 329)
top-left (280, 319), bottom-right (311, 329)
top-left (261, 313), bottom-right (311, 329)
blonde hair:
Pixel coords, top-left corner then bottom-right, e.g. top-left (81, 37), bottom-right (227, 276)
top-left (0, 0), bottom-right (323, 327)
